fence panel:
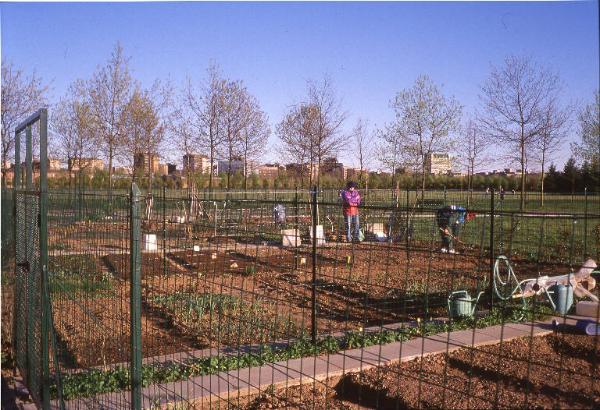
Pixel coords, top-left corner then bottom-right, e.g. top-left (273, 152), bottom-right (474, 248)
top-left (3, 186), bottom-right (599, 408)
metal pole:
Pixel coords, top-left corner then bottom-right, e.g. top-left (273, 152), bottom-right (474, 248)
top-left (25, 125), bottom-right (34, 392)
top-left (12, 129), bottom-right (20, 371)
top-left (130, 183), bottom-right (142, 410)
top-left (311, 186), bottom-right (318, 344)
top-left (489, 188), bottom-right (495, 309)
top-left (39, 110), bottom-right (51, 409)
top-left (163, 185), bottom-right (167, 277)
top-left (583, 187), bottom-right (588, 258)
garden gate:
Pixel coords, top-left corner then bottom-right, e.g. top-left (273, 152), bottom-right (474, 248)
top-left (12, 108), bottom-right (54, 408)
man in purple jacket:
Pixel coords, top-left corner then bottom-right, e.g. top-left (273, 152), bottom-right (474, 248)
top-left (341, 181), bottom-right (361, 242)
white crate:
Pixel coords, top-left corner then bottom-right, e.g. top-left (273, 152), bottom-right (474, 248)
top-left (143, 234), bottom-right (158, 252)
top-left (282, 229), bottom-right (300, 247)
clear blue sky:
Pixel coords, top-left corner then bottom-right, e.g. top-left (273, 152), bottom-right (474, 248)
top-left (2, 1), bottom-right (598, 170)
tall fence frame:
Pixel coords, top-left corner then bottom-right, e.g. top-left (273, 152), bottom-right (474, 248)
top-left (12, 109), bottom-right (52, 408)
top-left (3, 112), bottom-right (598, 408)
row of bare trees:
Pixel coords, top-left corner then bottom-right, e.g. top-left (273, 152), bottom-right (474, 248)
top-left (2, 49), bottom-right (598, 208)
top-left (376, 56), bottom-right (592, 209)
top-left (3, 45), bottom-right (271, 197)
top-left (181, 64), bottom-right (270, 191)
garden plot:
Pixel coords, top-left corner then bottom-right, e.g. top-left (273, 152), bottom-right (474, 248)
top-left (167, 250), bottom-right (258, 275)
top-left (49, 221), bottom-right (129, 253)
top-left (103, 252), bottom-right (187, 279)
top-left (240, 333), bottom-right (600, 409)
top-left (48, 254), bottom-right (196, 367)
top-left (50, 278), bottom-right (197, 368)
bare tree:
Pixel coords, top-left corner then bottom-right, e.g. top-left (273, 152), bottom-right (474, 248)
top-left (87, 43), bottom-right (135, 199)
top-left (1, 60), bottom-right (48, 183)
top-left (352, 119), bottom-right (373, 184)
top-left (306, 78), bottom-right (346, 187)
top-left (277, 77), bottom-right (346, 188)
top-left (184, 64), bottom-right (226, 193)
top-left (51, 80), bottom-right (97, 191)
top-left (120, 86), bottom-right (167, 187)
top-left (536, 98), bottom-right (570, 207)
top-left (572, 90), bottom-right (600, 167)
top-left (462, 119), bottom-right (488, 205)
top-left (391, 75), bottom-right (462, 199)
top-left (276, 105), bottom-right (314, 186)
top-left (376, 123), bottom-right (404, 187)
top-left (239, 95), bottom-right (270, 191)
top-left (479, 55), bottom-right (561, 209)
top-left (220, 80), bottom-right (247, 190)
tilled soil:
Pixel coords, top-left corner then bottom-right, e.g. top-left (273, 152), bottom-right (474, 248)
top-left (240, 333), bottom-right (600, 409)
top-left (38, 241), bottom-right (580, 368)
top-left (50, 281), bottom-right (197, 368)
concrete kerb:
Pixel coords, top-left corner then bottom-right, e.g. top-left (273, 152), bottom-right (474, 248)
top-left (54, 319), bottom-right (557, 409)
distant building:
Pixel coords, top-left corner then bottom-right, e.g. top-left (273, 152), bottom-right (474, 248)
top-left (167, 163), bottom-right (178, 175)
top-left (157, 163), bottom-right (169, 176)
top-left (48, 158), bottom-right (62, 171)
top-left (345, 167), bottom-right (365, 180)
top-left (257, 163), bottom-right (284, 179)
top-left (134, 153), bottom-right (160, 174)
top-left (183, 153), bottom-right (215, 174)
top-left (218, 157), bottom-right (258, 175)
top-left (425, 153), bottom-right (452, 175)
top-left (113, 166), bottom-right (132, 175)
top-left (286, 163), bottom-right (313, 179)
top-left (489, 168), bottom-right (523, 177)
top-left (320, 157), bottom-right (345, 179)
top-left (68, 158), bottom-right (105, 172)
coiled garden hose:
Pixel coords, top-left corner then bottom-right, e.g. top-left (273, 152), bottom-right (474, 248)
top-left (493, 255), bottom-right (528, 316)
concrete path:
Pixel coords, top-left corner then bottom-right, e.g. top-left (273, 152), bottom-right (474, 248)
top-left (56, 320), bottom-right (555, 409)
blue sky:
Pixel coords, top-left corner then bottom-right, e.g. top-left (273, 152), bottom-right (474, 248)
top-left (2, 1), bottom-right (598, 170)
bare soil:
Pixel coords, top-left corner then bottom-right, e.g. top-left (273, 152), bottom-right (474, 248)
top-left (239, 333), bottom-right (600, 409)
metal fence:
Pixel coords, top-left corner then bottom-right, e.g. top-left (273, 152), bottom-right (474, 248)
top-left (2, 185), bottom-right (600, 409)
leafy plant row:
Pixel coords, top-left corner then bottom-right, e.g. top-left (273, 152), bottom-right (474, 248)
top-left (54, 304), bottom-right (551, 401)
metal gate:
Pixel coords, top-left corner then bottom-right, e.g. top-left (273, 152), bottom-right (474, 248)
top-left (12, 109), bottom-right (56, 409)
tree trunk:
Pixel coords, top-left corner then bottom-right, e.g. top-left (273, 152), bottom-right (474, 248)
top-left (108, 145), bottom-right (113, 203)
top-left (421, 162), bottom-right (426, 201)
top-left (540, 151), bottom-right (546, 208)
top-left (208, 147), bottom-right (214, 195)
top-left (520, 140), bottom-right (525, 210)
top-left (243, 159), bottom-right (248, 192)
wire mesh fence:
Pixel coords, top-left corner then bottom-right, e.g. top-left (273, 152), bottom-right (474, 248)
top-left (2, 186), bottom-right (599, 409)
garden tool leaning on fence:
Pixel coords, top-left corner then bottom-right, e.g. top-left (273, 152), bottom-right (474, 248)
top-left (493, 255), bottom-right (599, 315)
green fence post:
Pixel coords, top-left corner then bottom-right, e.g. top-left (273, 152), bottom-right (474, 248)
top-left (311, 186), bottom-right (318, 344)
top-left (130, 183), bottom-right (142, 410)
top-left (39, 109), bottom-right (51, 409)
top-left (12, 129), bottom-right (20, 372)
top-left (489, 188), bottom-right (495, 309)
top-left (163, 184), bottom-right (167, 277)
top-left (584, 187), bottom-right (588, 258)
top-left (25, 124), bottom-right (34, 392)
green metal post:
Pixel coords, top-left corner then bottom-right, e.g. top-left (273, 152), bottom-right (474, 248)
top-left (311, 186), bottom-right (318, 344)
top-left (489, 188), bottom-right (495, 309)
top-left (130, 183), bottom-right (142, 410)
top-left (39, 109), bottom-right (51, 408)
top-left (163, 185), bottom-right (166, 277)
top-left (584, 187), bottom-right (588, 257)
top-left (25, 125), bottom-right (34, 391)
top-left (12, 129), bottom-right (21, 385)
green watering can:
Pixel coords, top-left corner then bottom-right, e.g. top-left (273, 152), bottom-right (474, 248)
top-left (448, 290), bottom-right (484, 319)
